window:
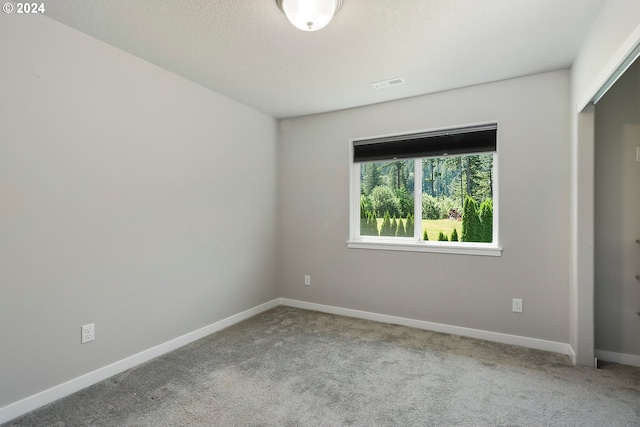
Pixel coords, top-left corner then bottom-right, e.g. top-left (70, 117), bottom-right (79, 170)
top-left (348, 124), bottom-right (501, 256)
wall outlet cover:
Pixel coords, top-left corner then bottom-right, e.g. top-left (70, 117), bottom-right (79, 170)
top-left (512, 299), bottom-right (523, 313)
top-left (81, 323), bottom-right (95, 343)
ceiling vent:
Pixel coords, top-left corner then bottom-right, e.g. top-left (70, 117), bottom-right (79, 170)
top-left (372, 77), bottom-right (405, 90)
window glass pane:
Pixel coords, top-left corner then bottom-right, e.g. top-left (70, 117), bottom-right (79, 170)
top-left (421, 154), bottom-right (494, 242)
top-left (360, 160), bottom-right (415, 237)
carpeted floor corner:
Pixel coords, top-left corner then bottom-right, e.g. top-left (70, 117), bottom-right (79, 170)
top-left (5, 306), bottom-right (640, 426)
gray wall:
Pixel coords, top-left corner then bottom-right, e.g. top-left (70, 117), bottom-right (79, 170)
top-left (0, 14), bottom-right (278, 407)
top-left (595, 59), bottom-right (640, 356)
top-left (278, 71), bottom-right (571, 343)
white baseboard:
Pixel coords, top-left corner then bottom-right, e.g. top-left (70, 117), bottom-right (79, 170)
top-left (279, 298), bottom-right (573, 357)
top-left (595, 349), bottom-right (640, 368)
top-left (567, 345), bottom-right (577, 365)
top-left (0, 299), bottom-right (280, 425)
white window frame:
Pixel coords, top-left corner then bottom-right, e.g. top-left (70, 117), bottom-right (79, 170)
top-left (347, 125), bottom-right (502, 257)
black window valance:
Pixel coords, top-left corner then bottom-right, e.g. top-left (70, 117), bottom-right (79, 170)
top-left (353, 124), bottom-right (497, 163)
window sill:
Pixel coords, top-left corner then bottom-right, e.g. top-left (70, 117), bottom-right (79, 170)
top-left (346, 239), bottom-right (502, 257)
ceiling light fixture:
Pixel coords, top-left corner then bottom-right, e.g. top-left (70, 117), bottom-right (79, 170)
top-left (276, 0), bottom-right (343, 32)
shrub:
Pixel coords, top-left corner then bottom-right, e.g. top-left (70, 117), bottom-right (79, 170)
top-left (395, 187), bottom-right (414, 217)
top-left (438, 231), bottom-right (448, 241)
top-left (422, 195), bottom-right (462, 220)
top-left (423, 229), bottom-right (429, 241)
top-left (450, 228), bottom-right (459, 242)
top-left (436, 197), bottom-right (460, 219)
top-left (371, 186), bottom-right (400, 217)
top-left (421, 194), bottom-right (440, 219)
top-left (396, 218), bottom-right (406, 237)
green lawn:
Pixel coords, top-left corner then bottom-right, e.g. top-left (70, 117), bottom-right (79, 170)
top-left (421, 219), bottom-right (461, 241)
top-left (374, 218), bottom-right (462, 241)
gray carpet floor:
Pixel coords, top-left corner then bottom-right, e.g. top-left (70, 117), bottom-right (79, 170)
top-left (4, 306), bottom-right (640, 426)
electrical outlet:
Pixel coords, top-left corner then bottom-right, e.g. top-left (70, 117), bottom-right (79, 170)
top-left (512, 299), bottom-right (523, 313)
top-left (81, 323), bottom-right (95, 343)
top-left (304, 275), bottom-right (311, 286)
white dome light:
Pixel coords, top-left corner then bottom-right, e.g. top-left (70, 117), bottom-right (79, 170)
top-left (276, 0), bottom-right (343, 32)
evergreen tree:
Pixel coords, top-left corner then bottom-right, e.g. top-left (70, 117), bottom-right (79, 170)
top-left (384, 160), bottom-right (409, 190)
top-left (391, 216), bottom-right (398, 237)
top-left (405, 213), bottom-right (414, 237)
top-left (362, 163), bottom-right (382, 195)
top-left (463, 155), bottom-right (483, 198)
top-left (450, 228), bottom-right (459, 242)
top-left (479, 199), bottom-right (493, 243)
top-left (396, 218), bottom-right (406, 237)
top-left (438, 231), bottom-right (448, 241)
top-left (371, 212), bottom-right (380, 236)
top-left (423, 158), bottom-right (440, 196)
top-left (361, 213), bottom-right (370, 236)
top-left (423, 229), bottom-right (429, 241)
top-left (360, 195), bottom-right (373, 217)
top-left (445, 155), bottom-right (491, 208)
top-left (461, 195), bottom-right (481, 242)
top-left (380, 212), bottom-right (393, 236)
top-left (477, 155), bottom-right (494, 200)
top-left (360, 195), bottom-right (377, 236)
top-left (360, 201), bottom-right (369, 236)
top-left (360, 211), bottom-right (379, 236)
top-left (446, 156), bottom-right (465, 209)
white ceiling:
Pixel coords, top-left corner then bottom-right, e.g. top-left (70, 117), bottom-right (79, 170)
top-left (44, 0), bottom-right (605, 119)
